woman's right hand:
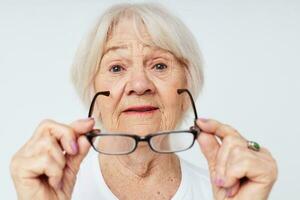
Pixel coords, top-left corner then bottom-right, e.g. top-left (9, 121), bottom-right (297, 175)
top-left (10, 118), bottom-right (95, 200)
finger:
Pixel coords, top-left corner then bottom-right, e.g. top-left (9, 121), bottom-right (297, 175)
top-left (62, 135), bottom-right (91, 193)
top-left (24, 135), bottom-right (66, 168)
top-left (67, 117), bottom-right (95, 168)
top-left (69, 118), bottom-right (95, 134)
top-left (223, 146), bottom-right (258, 188)
top-left (224, 148), bottom-right (278, 200)
top-left (34, 119), bottom-right (78, 155)
top-left (196, 118), bottom-right (241, 139)
top-left (53, 118), bottom-right (95, 187)
top-left (35, 118), bottom-right (94, 156)
top-left (44, 137), bottom-right (66, 169)
top-left (197, 131), bottom-right (220, 177)
top-left (226, 182), bottom-right (240, 198)
top-left (215, 135), bottom-right (246, 183)
top-left (13, 154), bottom-right (64, 189)
top-left (66, 135), bottom-right (91, 173)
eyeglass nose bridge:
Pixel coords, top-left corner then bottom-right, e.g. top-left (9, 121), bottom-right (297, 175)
top-left (134, 135), bottom-right (150, 143)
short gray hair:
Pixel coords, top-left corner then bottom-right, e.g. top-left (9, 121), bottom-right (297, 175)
top-left (71, 3), bottom-right (204, 107)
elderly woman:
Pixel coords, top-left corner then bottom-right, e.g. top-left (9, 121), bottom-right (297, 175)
top-left (10, 3), bottom-right (277, 200)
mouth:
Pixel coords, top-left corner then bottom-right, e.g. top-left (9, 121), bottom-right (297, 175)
top-left (123, 105), bottom-right (159, 115)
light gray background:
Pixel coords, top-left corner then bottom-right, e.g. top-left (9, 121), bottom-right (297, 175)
top-left (1, 0), bottom-right (299, 199)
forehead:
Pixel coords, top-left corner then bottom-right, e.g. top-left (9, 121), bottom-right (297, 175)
top-left (104, 17), bottom-right (155, 53)
top-left (103, 17), bottom-right (175, 59)
top-left (103, 40), bottom-right (170, 57)
top-left (107, 16), bottom-right (150, 41)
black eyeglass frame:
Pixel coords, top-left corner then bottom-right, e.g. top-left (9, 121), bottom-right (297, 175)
top-left (85, 89), bottom-right (202, 155)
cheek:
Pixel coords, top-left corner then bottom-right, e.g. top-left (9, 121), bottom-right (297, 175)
top-left (94, 72), bottom-right (127, 91)
top-left (94, 76), bottom-right (127, 116)
top-left (159, 96), bottom-right (183, 130)
top-left (155, 67), bottom-right (187, 102)
top-left (94, 75), bottom-right (128, 129)
top-left (155, 71), bottom-right (186, 128)
top-left (156, 66), bottom-right (187, 88)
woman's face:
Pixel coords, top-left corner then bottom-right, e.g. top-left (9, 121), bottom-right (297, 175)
top-left (94, 18), bottom-right (187, 136)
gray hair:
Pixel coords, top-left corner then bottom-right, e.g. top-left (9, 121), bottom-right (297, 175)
top-left (71, 3), bottom-right (204, 107)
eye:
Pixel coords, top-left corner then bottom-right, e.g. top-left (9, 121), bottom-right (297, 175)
top-left (109, 65), bottom-right (124, 73)
top-left (153, 63), bottom-right (167, 71)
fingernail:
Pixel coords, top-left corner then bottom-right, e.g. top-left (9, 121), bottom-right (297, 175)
top-left (214, 178), bottom-right (224, 187)
top-left (226, 188), bottom-right (232, 197)
top-left (71, 140), bottom-right (78, 154)
top-left (198, 118), bottom-right (208, 122)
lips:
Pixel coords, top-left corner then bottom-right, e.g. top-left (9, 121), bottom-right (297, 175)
top-left (123, 105), bottom-right (159, 114)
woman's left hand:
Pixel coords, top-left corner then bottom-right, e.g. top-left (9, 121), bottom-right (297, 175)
top-left (196, 118), bottom-right (278, 200)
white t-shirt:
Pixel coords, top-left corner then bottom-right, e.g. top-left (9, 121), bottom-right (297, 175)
top-left (73, 151), bottom-right (213, 200)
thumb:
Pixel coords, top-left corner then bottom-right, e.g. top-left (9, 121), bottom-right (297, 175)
top-left (67, 118), bottom-right (95, 170)
top-left (60, 136), bottom-right (91, 194)
top-left (60, 118), bottom-right (95, 192)
top-left (68, 134), bottom-right (91, 171)
top-left (70, 117), bottom-right (95, 134)
top-left (196, 119), bottom-right (220, 173)
top-left (197, 131), bottom-right (221, 197)
top-left (198, 132), bottom-right (219, 171)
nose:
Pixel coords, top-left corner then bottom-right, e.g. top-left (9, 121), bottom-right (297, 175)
top-left (125, 69), bottom-right (156, 96)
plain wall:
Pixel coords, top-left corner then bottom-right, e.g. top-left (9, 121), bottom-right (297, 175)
top-left (1, 0), bottom-right (299, 199)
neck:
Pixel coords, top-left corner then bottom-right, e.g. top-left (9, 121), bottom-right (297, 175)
top-left (98, 149), bottom-right (181, 199)
top-left (100, 149), bottom-right (180, 178)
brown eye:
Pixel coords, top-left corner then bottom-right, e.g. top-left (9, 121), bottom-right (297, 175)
top-left (109, 65), bottom-right (124, 73)
top-left (153, 63), bottom-right (167, 71)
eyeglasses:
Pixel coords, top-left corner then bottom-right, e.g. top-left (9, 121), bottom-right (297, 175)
top-left (85, 89), bottom-right (201, 155)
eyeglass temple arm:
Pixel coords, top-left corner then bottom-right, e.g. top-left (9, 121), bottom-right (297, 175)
top-left (177, 89), bottom-right (202, 134)
top-left (88, 91), bottom-right (110, 117)
top-left (177, 89), bottom-right (198, 122)
top-left (88, 89), bottom-right (199, 127)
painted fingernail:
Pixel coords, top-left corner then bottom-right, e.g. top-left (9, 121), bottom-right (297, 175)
top-left (71, 140), bottom-right (78, 154)
top-left (198, 118), bottom-right (208, 122)
top-left (214, 178), bottom-right (224, 187)
top-left (226, 188), bottom-right (232, 197)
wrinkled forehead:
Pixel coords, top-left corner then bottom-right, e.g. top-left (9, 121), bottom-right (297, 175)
top-left (103, 39), bottom-right (172, 59)
top-left (102, 16), bottom-right (181, 62)
top-left (106, 13), bottom-right (150, 42)
top-left (104, 15), bottom-right (161, 53)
